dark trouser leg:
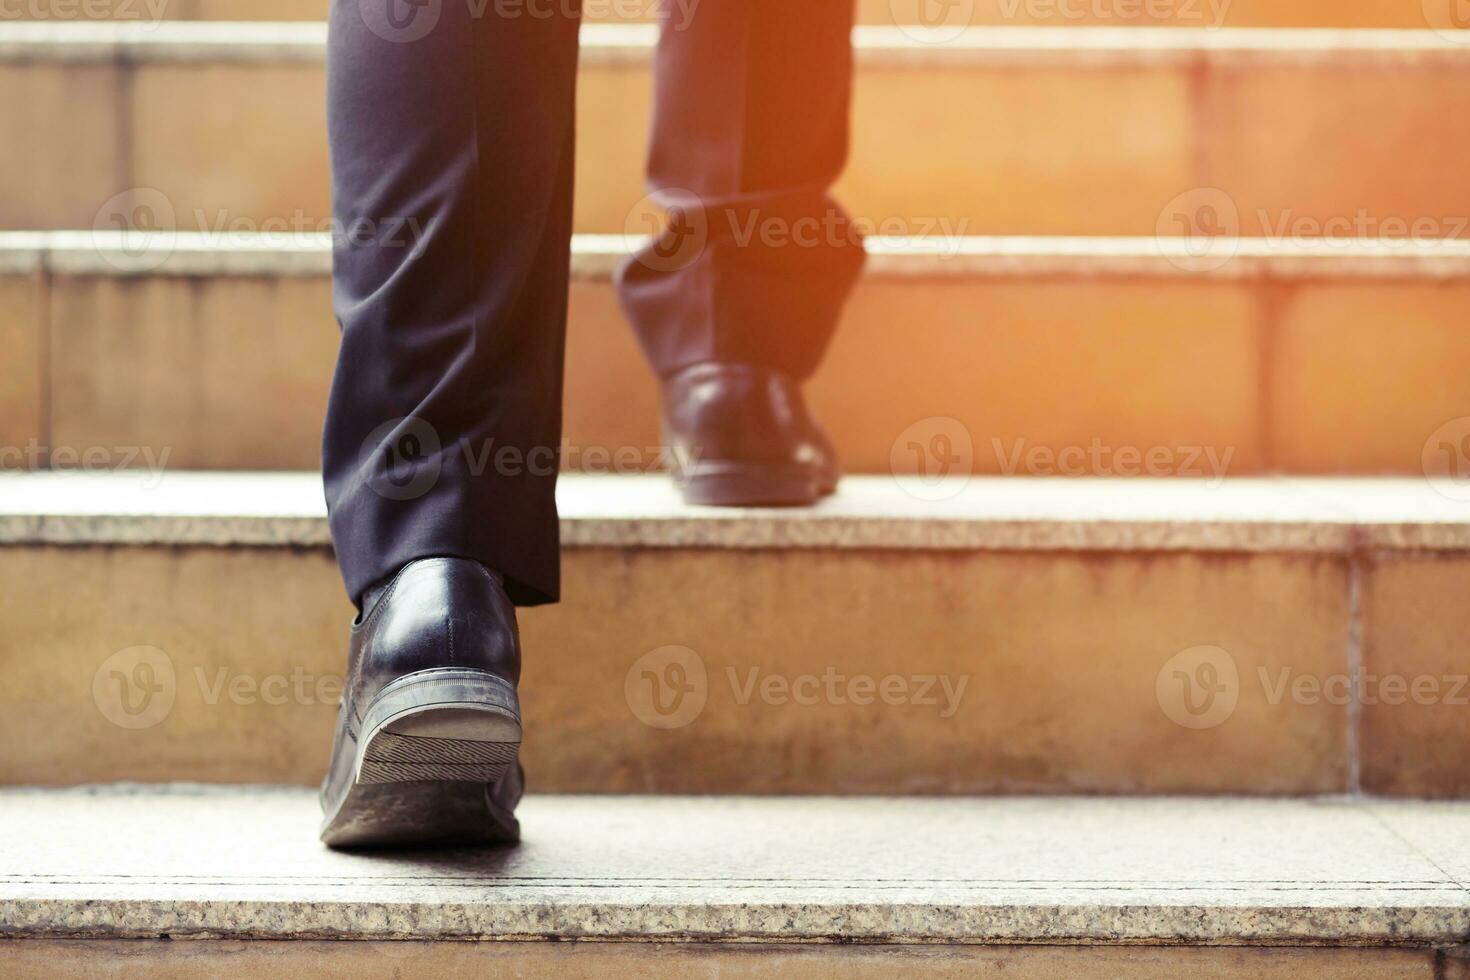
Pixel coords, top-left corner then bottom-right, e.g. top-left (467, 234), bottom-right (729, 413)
top-left (616, 0), bottom-right (866, 382)
top-left (322, 0), bottom-right (581, 608)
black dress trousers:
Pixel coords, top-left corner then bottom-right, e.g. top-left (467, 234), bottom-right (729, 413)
top-left (323, 0), bottom-right (865, 609)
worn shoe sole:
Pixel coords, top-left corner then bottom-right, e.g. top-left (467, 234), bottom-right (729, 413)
top-left (675, 461), bottom-right (838, 507)
top-left (320, 669), bottom-right (522, 849)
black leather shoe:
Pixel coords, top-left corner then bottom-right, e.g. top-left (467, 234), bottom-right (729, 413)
top-left (662, 362), bottom-right (840, 507)
top-left (319, 557), bottom-right (524, 849)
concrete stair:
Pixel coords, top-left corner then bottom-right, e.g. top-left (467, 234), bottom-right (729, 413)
top-left (5, 23), bottom-right (1470, 238)
top-left (2, 469), bottom-right (1468, 796)
top-left (5, 231), bottom-right (1470, 475)
top-left (3, 13), bottom-right (1468, 974)
top-left (2, 787), bottom-right (1469, 976)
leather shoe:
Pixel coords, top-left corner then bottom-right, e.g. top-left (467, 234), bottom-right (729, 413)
top-left (662, 362), bottom-right (839, 507)
top-left (320, 557), bottom-right (524, 849)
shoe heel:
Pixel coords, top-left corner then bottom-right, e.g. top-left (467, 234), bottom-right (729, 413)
top-left (354, 670), bottom-right (521, 786)
top-left (678, 463), bottom-right (824, 507)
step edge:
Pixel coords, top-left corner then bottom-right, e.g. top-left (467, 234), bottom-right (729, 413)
top-left (8, 232), bottom-right (1470, 281)
top-left (3, 900), bottom-right (1466, 946)
top-left (2, 22), bottom-right (1468, 67)
top-left (2, 473), bottom-right (1468, 554)
top-left (5, 789), bottom-right (1467, 945)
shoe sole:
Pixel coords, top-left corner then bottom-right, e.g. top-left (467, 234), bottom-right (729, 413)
top-left (675, 462), bottom-right (838, 507)
top-left (320, 669), bottom-right (522, 849)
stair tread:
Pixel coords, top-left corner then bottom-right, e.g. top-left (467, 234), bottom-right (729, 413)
top-left (1, 787), bottom-right (1467, 943)
top-left (1, 471), bottom-right (1467, 552)
top-left (3, 21), bottom-right (1468, 67)
top-left (7, 231), bottom-right (1470, 280)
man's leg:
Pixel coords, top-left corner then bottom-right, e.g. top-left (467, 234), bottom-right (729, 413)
top-left (317, 0), bottom-right (580, 848)
top-left (323, 0), bottom-right (580, 609)
top-left (617, 0), bottom-right (866, 506)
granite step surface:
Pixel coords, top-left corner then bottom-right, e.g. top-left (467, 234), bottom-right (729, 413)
top-left (1, 787), bottom-right (1469, 977)
top-left (0, 471), bottom-right (1468, 797)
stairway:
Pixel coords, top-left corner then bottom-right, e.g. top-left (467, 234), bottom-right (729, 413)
top-left (3, 788), bottom-right (1470, 976)
top-left (2, 5), bottom-right (1470, 976)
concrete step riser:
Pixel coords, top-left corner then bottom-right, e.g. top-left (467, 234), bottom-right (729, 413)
top-left (2, 941), bottom-right (1460, 978)
top-left (2, 474), bottom-right (1467, 796)
top-left (6, 27), bottom-right (1470, 236)
top-left (4, 237), bottom-right (1470, 475)
top-left (6, 0), bottom-right (1464, 30)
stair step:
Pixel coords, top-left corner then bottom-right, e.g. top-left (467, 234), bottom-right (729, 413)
top-left (1, 787), bottom-right (1468, 975)
top-left (5, 23), bottom-right (1470, 236)
top-left (2, 470), bottom-right (1468, 796)
top-left (5, 231), bottom-right (1470, 474)
top-left (4, 0), bottom-right (1459, 29)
